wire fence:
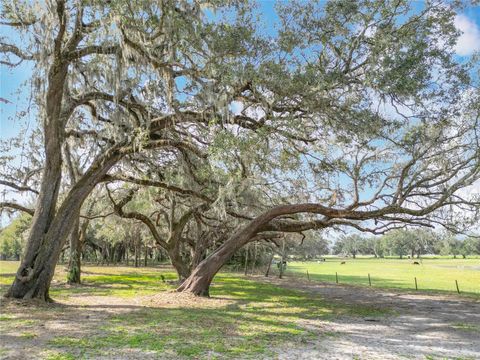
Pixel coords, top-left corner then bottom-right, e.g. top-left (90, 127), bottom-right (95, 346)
top-left (239, 262), bottom-right (478, 295)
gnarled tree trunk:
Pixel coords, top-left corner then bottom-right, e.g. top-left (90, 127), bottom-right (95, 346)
top-left (177, 203), bottom-right (332, 296)
top-left (5, 55), bottom-right (68, 300)
top-left (177, 226), bottom-right (259, 296)
top-left (169, 250), bottom-right (191, 283)
top-left (6, 152), bottom-right (121, 300)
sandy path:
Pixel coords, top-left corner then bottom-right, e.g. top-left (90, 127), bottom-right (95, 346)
top-left (257, 275), bottom-right (480, 360)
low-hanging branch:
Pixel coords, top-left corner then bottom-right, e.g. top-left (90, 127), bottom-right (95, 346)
top-left (0, 202), bottom-right (34, 216)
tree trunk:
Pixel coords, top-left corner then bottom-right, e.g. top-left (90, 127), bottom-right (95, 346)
top-left (67, 219), bottom-right (81, 284)
top-left (177, 231), bottom-right (254, 296)
top-left (177, 203), bottom-right (336, 296)
top-left (168, 242), bottom-right (191, 282)
top-left (171, 257), bottom-right (191, 282)
top-left (144, 246), bottom-right (148, 267)
top-left (134, 243), bottom-right (139, 267)
top-left (279, 238), bottom-right (286, 279)
top-left (191, 235), bottom-right (209, 269)
top-left (265, 253), bottom-right (274, 277)
top-left (251, 242), bottom-right (258, 275)
top-left (244, 244), bottom-right (249, 276)
top-left (6, 151), bottom-right (121, 300)
top-left (176, 255), bottom-right (223, 297)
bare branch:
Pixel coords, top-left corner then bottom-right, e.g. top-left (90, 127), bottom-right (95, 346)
top-left (0, 202), bottom-right (34, 216)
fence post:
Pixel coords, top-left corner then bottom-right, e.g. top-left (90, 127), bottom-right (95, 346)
top-left (455, 280), bottom-right (460, 294)
top-left (414, 277), bottom-right (418, 290)
top-left (335, 272), bottom-right (338, 284)
top-left (368, 273), bottom-right (371, 286)
top-left (307, 270), bottom-right (310, 281)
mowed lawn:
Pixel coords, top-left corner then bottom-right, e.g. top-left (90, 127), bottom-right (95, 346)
top-left (288, 257), bottom-right (480, 296)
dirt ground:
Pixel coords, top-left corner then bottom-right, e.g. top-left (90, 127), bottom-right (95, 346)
top-left (258, 275), bottom-right (480, 360)
top-left (0, 291), bottom-right (233, 360)
top-left (1, 276), bottom-right (479, 359)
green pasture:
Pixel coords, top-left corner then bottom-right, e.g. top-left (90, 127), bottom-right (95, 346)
top-left (288, 257), bottom-right (480, 296)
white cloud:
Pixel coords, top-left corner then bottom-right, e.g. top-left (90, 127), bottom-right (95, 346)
top-left (454, 14), bottom-right (480, 56)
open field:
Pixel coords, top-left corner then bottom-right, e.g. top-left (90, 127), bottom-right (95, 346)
top-left (0, 262), bottom-right (386, 359)
top-left (1, 261), bottom-right (480, 359)
top-left (288, 257), bottom-right (480, 296)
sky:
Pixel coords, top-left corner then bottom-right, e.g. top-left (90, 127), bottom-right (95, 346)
top-left (1, 2), bottom-right (480, 228)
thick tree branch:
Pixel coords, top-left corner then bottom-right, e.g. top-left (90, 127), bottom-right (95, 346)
top-left (0, 202), bottom-right (34, 216)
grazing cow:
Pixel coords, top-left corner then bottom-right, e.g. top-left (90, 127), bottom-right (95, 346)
top-left (340, 261), bottom-right (346, 264)
top-left (413, 261), bottom-right (420, 265)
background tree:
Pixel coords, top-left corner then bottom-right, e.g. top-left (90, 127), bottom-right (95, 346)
top-left (0, 214), bottom-right (31, 260)
top-left (334, 234), bottom-right (365, 259)
top-left (363, 236), bottom-right (386, 258)
top-left (289, 233), bottom-right (329, 260)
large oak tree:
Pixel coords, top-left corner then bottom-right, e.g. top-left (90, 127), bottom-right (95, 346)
top-left (1, 0), bottom-right (478, 300)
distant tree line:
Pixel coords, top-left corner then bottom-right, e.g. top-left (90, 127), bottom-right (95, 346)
top-left (2, 216), bottom-right (477, 263)
top-left (333, 230), bottom-right (480, 259)
top-left (0, 214), bottom-right (331, 268)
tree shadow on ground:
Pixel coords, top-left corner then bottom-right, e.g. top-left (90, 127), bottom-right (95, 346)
top-left (1, 268), bottom-right (479, 359)
top-left (0, 273), bottom-right (386, 359)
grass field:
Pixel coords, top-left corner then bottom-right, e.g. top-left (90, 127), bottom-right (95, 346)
top-left (1, 261), bottom-right (480, 359)
top-left (288, 257), bottom-right (480, 296)
top-left (0, 261), bottom-right (385, 359)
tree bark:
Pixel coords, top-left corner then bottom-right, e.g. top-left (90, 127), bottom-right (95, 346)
top-left (191, 233), bottom-right (209, 269)
top-left (265, 253), bottom-right (274, 277)
top-left (177, 228), bottom-right (259, 295)
top-left (6, 151), bottom-right (121, 300)
top-left (6, 53), bottom-right (68, 300)
top-left (169, 250), bottom-right (191, 282)
top-left (251, 242), bottom-right (258, 275)
top-left (134, 242), bottom-right (139, 268)
top-left (177, 202), bottom-right (351, 296)
top-left (279, 238), bottom-right (286, 279)
top-left (67, 219), bottom-right (81, 284)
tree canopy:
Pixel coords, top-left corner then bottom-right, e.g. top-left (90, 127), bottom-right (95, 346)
top-left (0, 0), bottom-right (479, 299)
